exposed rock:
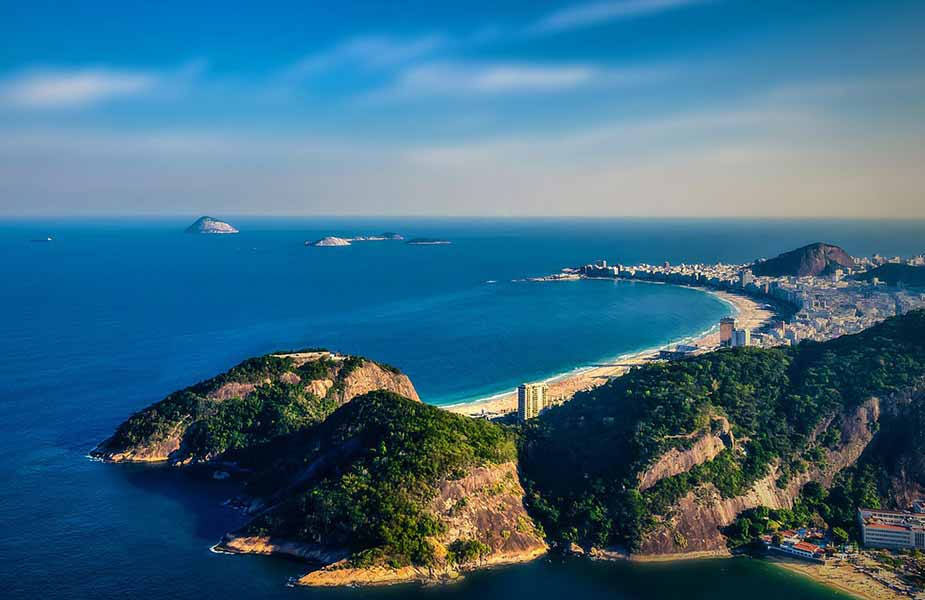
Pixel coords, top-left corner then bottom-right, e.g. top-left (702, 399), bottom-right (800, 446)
top-left (638, 417), bottom-right (733, 491)
top-left (294, 461), bottom-right (547, 587)
top-left (637, 397), bottom-right (881, 556)
top-left (185, 216), bottom-right (239, 234)
top-left (216, 534), bottom-right (348, 564)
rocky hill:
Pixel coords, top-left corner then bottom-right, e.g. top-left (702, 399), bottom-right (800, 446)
top-left (185, 216), bottom-right (239, 234)
top-left (92, 351), bottom-right (418, 465)
top-left (519, 309), bottom-right (925, 558)
top-left (222, 392), bottom-right (544, 585)
top-left (96, 360), bottom-right (545, 586)
top-left (750, 242), bottom-right (854, 277)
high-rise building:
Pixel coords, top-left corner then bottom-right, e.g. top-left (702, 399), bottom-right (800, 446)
top-left (732, 328), bottom-right (751, 347)
top-left (518, 382), bottom-right (549, 421)
top-left (720, 318), bottom-right (737, 347)
top-left (739, 270), bottom-right (754, 288)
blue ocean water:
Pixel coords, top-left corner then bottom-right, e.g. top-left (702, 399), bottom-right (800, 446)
top-left (2, 217), bottom-right (921, 599)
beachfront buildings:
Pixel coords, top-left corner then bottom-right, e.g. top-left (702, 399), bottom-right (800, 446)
top-left (518, 382), bottom-right (550, 421)
top-left (858, 507), bottom-right (925, 550)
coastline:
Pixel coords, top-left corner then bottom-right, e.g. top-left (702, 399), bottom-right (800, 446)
top-left (447, 285), bottom-right (776, 419)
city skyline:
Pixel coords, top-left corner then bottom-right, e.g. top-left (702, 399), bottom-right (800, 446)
top-left (2, 0), bottom-right (924, 218)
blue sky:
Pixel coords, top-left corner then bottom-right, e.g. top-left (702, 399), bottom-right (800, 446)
top-left (1, 0), bottom-right (923, 217)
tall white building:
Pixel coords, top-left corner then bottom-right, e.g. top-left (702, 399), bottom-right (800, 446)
top-left (518, 383), bottom-right (549, 421)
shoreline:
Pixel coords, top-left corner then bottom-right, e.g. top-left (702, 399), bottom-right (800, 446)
top-left (447, 284), bottom-right (776, 419)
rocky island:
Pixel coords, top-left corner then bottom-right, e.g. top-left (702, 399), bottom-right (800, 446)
top-left (185, 216), bottom-right (239, 234)
top-left (96, 311), bottom-right (925, 595)
top-left (306, 233), bottom-right (405, 247)
top-left (306, 236), bottom-right (352, 247)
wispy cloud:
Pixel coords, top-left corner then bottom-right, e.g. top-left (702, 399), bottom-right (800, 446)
top-left (0, 68), bottom-right (157, 109)
top-left (0, 60), bottom-right (205, 110)
top-left (366, 61), bottom-right (666, 101)
top-left (531, 0), bottom-right (707, 34)
top-left (285, 35), bottom-right (446, 80)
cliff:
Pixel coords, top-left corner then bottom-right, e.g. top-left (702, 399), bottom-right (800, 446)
top-left (294, 461), bottom-right (546, 586)
top-left (185, 216), bottom-right (239, 234)
top-left (91, 351), bottom-right (418, 465)
top-left (638, 397), bottom-right (880, 555)
top-left (750, 242), bottom-right (854, 277)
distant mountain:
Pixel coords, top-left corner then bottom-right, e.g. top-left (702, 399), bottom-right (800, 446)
top-left (750, 242), bottom-right (854, 277)
top-left (852, 263), bottom-right (925, 287)
top-left (185, 216), bottom-right (239, 234)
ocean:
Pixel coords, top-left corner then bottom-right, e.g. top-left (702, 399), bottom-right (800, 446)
top-left (2, 217), bottom-right (922, 599)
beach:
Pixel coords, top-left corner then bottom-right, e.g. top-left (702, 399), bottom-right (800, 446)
top-left (766, 555), bottom-right (910, 600)
top-left (447, 287), bottom-right (775, 419)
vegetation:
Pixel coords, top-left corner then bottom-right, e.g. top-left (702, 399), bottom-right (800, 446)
top-left (244, 391), bottom-right (517, 568)
top-left (99, 351), bottom-right (400, 461)
top-left (519, 309), bottom-right (925, 552)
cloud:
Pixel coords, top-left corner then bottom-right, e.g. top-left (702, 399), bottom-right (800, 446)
top-left (0, 61), bottom-right (206, 110)
top-left (365, 61), bottom-right (665, 101)
top-left (285, 35), bottom-right (446, 79)
top-left (531, 0), bottom-right (707, 34)
top-left (0, 69), bottom-right (156, 109)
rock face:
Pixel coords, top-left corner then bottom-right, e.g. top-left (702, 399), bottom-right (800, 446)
top-left (296, 461), bottom-right (547, 587)
top-left (307, 236), bottom-right (351, 247)
top-left (751, 242), bottom-right (854, 277)
top-left (638, 417), bottom-right (733, 491)
top-left (185, 216), bottom-right (239, 234)
top-left (637, 397), bottom-right (881, 556)
top-left (91, 351), bottom-right (418, 465)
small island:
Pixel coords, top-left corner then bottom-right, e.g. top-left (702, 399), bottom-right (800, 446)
top-left (406, 238), bottom-right (451, 245)
top-left (306, 236), bottom-right (352, 247)
top-left (306, 233), bottom-right (405, 247)
top-left (185, 216), bottom-right (239, 234)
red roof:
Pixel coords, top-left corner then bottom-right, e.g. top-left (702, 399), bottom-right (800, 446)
top-left (793, 541), bottom-right (822, 553)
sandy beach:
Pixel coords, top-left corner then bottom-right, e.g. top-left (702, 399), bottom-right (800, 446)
top-left (447, 286), bottom-right (776, 419)
top-left (766, 555), bottom-right (910, 600)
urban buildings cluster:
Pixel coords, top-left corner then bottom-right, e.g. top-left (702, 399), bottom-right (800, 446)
top-left (577, 253), bottom-right (925, 349)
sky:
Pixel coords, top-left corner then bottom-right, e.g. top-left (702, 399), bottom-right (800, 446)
top-left (1, 0), bottom-right (924, 218)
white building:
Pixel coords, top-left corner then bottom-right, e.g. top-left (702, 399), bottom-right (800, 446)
top-left (518, 382), bottom-right (550, 421)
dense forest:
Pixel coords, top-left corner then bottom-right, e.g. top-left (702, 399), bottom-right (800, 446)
top-left (519, 309), bottom-right (925, 552)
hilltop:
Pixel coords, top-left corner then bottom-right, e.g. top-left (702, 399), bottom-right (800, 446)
top-left (185, 216), bottom-right (239, 234)
top-left (750, 242), bottom-right (854, 277)
top-left (92, 351), bottom-right (417, 465)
